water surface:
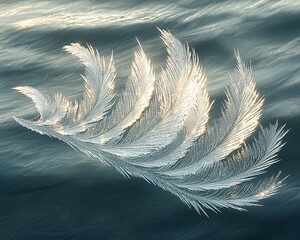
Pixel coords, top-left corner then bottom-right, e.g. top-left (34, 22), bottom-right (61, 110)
top-left (1, 0), bottom-right (300, 239)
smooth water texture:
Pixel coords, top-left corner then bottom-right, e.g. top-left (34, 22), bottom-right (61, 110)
top-left (1, 0), bottom-right (300, 239)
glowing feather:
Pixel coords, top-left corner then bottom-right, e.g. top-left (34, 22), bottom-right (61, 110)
top-left (13, 30), bottom-right (287, 215)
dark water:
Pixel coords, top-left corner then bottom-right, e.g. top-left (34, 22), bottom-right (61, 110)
top-left (1, 0), bottom-right (300, 239)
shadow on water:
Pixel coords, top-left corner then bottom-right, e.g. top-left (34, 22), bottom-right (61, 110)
top-left (240, 12), bottom-right (300, 43)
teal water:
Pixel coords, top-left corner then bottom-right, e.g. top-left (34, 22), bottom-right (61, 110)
top-left (1, 0), bottom-right (300, 239)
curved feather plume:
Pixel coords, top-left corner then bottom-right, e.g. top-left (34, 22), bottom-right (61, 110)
top-left (79, 42), bottom-right (156, 145)
top-left (13, 30), bottom-right (287, 215)
top-left (63, 43), bottom-right (116, 132)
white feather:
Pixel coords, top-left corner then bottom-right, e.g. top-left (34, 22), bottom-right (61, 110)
top-left (13, 31), bottom-right (287, 215)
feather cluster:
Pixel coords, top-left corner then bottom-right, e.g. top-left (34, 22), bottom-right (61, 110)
top-left (14, 30), bottom-right (287, 215)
